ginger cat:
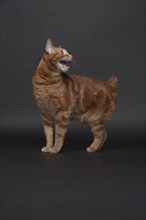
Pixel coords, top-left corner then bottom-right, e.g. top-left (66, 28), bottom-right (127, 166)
top-left (32, 39), bottom-right (118, 153)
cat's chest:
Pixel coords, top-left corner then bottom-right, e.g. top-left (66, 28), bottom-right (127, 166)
top-left (34, 86), bottom-right (66, 117)
top-left (36, 95), bottom-right (58, 118)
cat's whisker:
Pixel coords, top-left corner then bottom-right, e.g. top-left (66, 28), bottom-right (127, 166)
top-left (70, 59), bottom-right (79, 67)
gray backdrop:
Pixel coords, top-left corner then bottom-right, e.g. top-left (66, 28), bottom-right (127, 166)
top-left (0, 1), bottom-right (145, 137)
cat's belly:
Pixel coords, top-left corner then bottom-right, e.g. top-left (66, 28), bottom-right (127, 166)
top-left (70, 110), bottom-right (88, 124)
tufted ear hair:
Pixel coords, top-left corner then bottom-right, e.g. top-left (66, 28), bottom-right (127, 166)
top-left (45, 38), bottom-right (55, 54)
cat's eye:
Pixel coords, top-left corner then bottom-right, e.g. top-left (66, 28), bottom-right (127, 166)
top-left (59, 50), bottom-right (63, 55)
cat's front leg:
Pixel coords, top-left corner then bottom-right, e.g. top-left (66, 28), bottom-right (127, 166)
top-left (41, 122), bottom-right (54, 152)
top-left (49, 113), bottom-right (69, 154)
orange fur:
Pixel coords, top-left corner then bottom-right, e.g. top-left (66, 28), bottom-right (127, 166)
top-left (32, 39), bottom-right (118, 153)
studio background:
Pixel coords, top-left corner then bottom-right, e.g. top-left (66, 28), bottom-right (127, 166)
top-left (0, 1), bottom-right (145, 220)
top-left (1, 0), bottom-right (145, 135)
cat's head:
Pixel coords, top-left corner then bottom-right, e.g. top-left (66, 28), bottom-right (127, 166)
top-left (44, 38), bottom-right (73, 73)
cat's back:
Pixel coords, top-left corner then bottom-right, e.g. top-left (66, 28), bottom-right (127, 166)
top-left (71, 74), bottom-right (111, 94)
top-left (73, 74), bottom-right (117, 89)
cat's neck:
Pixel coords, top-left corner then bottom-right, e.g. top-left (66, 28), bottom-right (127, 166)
top-left (35, 58), bottom-right (62, 85)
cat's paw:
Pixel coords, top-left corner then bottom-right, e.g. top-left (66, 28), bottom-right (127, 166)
top-left (49, 147), bottom-right (61, 154)
top-left (86, 147), bottom-right (97, 153)
top-left (41, 146), bottom-right (52, 153)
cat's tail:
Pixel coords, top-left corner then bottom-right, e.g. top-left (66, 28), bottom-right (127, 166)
top-left (107, 75), bottom-right (118, 89)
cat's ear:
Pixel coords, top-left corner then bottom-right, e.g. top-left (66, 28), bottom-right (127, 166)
top-left (45, 38), bottom-right (55, 54)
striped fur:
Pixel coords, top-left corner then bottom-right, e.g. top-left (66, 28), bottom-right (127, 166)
top-left (32, 39), bottom-right (118, 153)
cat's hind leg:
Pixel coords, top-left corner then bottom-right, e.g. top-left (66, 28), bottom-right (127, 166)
top-left (87, 126), bottom-right (107, 153)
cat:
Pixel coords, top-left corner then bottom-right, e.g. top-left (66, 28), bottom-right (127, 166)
top-left (32, 38), bottom-right (118, 153)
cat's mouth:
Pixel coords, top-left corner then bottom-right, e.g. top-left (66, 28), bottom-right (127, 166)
top-left (57, 55), bottom-right (73, 73)
top-left (59, 60), bottom-right (72, 69)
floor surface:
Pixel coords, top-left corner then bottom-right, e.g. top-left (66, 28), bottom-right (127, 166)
top-left (1, 129), bottom-right (145, 220)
